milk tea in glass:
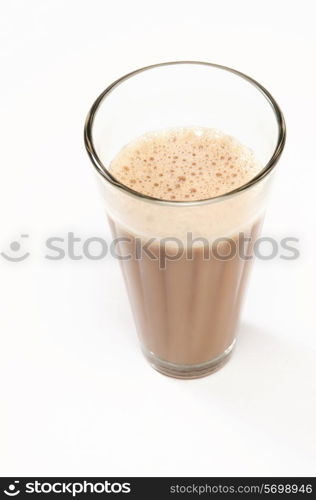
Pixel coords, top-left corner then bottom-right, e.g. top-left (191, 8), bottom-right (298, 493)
top-left (84, 62), bottom-right (285, 379)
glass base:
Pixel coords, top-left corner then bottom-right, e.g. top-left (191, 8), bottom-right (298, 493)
top-left (142, 339), bottom-right (236, 379)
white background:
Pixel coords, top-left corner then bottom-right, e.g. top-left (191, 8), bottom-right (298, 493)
top-left (1, 0), bottom-right (315, 477)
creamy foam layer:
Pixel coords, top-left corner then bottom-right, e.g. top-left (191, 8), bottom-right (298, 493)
top-left (110, 127), bottom-right (262, 201)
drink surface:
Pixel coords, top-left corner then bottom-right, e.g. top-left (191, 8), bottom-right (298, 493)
top-left (110, 127), bottom-right (262, 201)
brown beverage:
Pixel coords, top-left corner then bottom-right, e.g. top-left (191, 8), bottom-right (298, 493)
top-left (108, 127), bottom-right (263, 377)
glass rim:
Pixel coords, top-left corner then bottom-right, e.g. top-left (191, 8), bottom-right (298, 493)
top-left (84, 61), bottom-right (286, 207)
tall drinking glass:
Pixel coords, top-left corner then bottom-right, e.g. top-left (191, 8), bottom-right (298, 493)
top-left (84, 61), bottom-right (286, 379)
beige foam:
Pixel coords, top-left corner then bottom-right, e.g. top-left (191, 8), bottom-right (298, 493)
top-left (110, 127), bottom-right (262, 201)
top-left (97, 127), bottom-right (273, 242)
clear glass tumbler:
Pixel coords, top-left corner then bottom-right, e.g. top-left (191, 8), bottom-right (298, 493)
top-left (84, 61), bottom-right (286, 379)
